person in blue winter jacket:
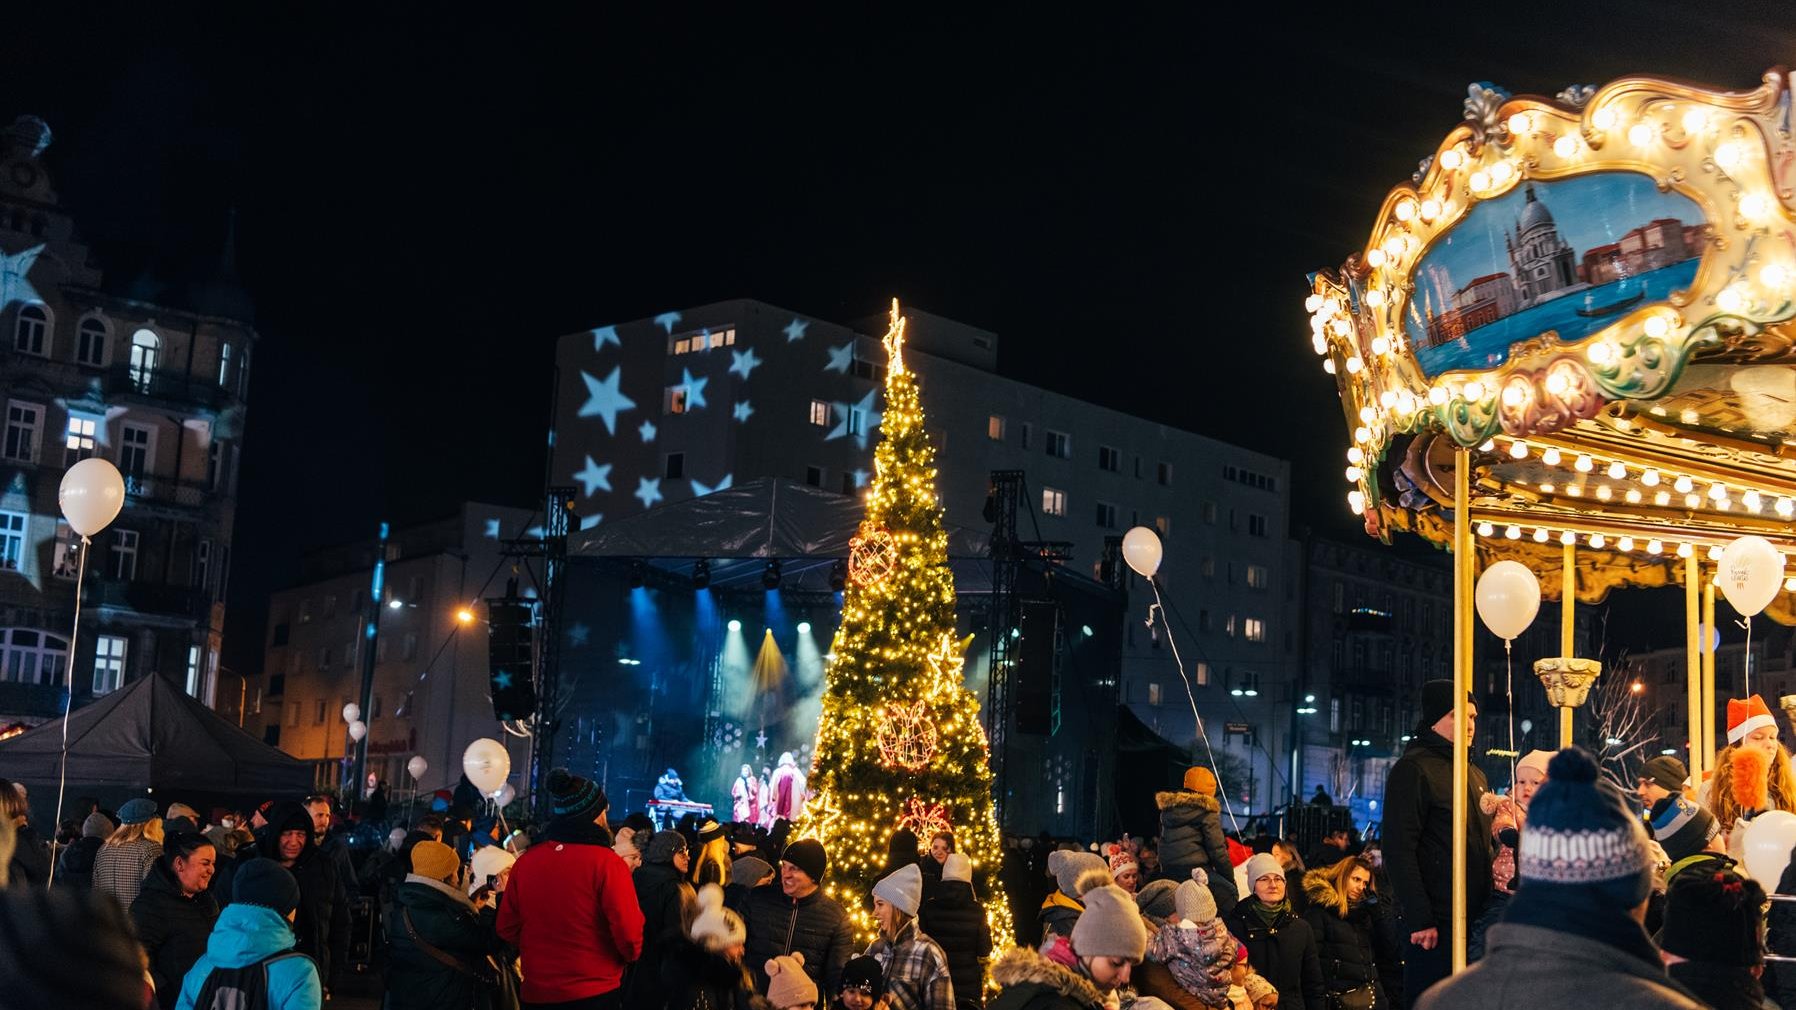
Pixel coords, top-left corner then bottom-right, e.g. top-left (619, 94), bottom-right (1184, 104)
top-left (176, 859), bottom-right (323, 1010)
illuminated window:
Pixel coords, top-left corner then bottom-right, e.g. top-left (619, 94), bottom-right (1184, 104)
top-left (120, 424), bottom-right (151, 486)
top-left (93, 635), bottom-right (127, 695)
top-left (299, 599), bottom-right (314, 624)
top-left (1244, 618), bottom-right (1266, 643)
top-left (1, 629), bottom-right (68, 685)
top-left (1147, 682), bottom-right (1162, 706)
top-left (218, 341), bottom-right (233, 387)
top-left (76, 317), bottom-right (108, 367)
top-left (1247, 564), bottom-right (1270, 589)
top-left (129, 329), bottom-right (160, 391)
top-left (52, 521), bottom-right (77, 579)
top-left (111, 529), bottom-right (138, 580)
top-left (1195, 662), bottom-right (1210, 686)
top-left (4, 401), bottom-right (41, 463)
top-left (809, 400), bottom-right (831, 427)
top-left (1154, 515), bottom-right (1170, 538)
top-left (664, 385), bottom-right (690, 414)
top-left (0, 511), bottom-right (23, 570)
top-left (13, 304), bottom-right (47, 355)
top-left (1041, 487), bottom-right (1067, 517)
top-left (64, 414), bottom-right (98, 467)
top-left (987, 415), bottom-right (1005, 440)
top-left (185, 646), bottom-right (201, 696)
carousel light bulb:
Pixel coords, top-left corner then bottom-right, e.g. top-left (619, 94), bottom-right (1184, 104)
top-left (1395, 198), bottom-right (1417, 222)
top-left (1440, 148), bottom-right (1465, 170)
top-left (1469, 170), bottom-right (1491, 193)
top-left (1477, 522), bottom-right (1495, 537)
top-left (1618, 536), bottom-right (1634, 552)
top-left (1715, 141), bottom-right (1745, 170)
top-left (1780, 497), bottom-right (1795, 517)
top-left (1677, 542), bottom-right (1694, 558)
top-left (1587, 340), bottom-right (1619, 366)
top-left (1540, 483), bottom-right (1556, 493)
top-left (1683, 109), bottom-right (1708, 134)
top-left (1502, 384), bottom-right (1525, 407)
top-left (1647, 539), bottom-right (1663, 555)
top-left (1787, 577), bottom-right (1796, 593)
top-left (1654, 491), bottom-right (1672, 506)
top-left (1371, 334), bottom-right (1390, 354)
top-left (1347, 446), bottom-right (1365, 464)
top-left (1718, 285), bottom-right (1749, 314)
top-left (1708, 482), bottom-right (1727, 501)
top-left (1606, 461), bottom-right (1626, 480)
top-left (1762, 263), bottom-right (1793, 289)
top-left (1595, 485), bottom-right (1613, 500)
top-left (1533, 528), bottom-right (1550, 543)
top-left (1709, 545), bottom-right (1724, 560)
top-left (1685, 493), bottom-right (1702, 508)
top-left (1420, 198), bottom-right (1442, 221)
top-left (1628, 122), bottom-right (1657, 147)
top-left (1575, 454), bottom-right (1594, 472)
top-left (1346, 357), bottom-right (1363, 374)
top-left (1366, 248), bottom-right (1387, 268)
top-left (1359, 406), bottom-right (1376, 424)
top-left (1560, 530), bottom-right (1577, 546)
top-left (1464, 381), bottom-right (1485, 401)
top-left (1509, 440), bottom-right (1529, 459)
top-left (1346, 466), bottom-right (1363, 481)
top-left (1542, 447), bottom-right (1563, 466)
top-left (1428, 386), bottom-right (1448, 405)
top-left (1324, 359), bottom-right (1336, 374)
top-left (1553, 135), bottom-right (1579, 158)
top-left (1624, 488), bottom-right (1642, 504)
top-left (1382, 235), bottom-right (1406, 260)
top-left (1506, 525), bottom-right (1522, 540)
top-left (1544, 370), bottom-right (1570, 395)
top-left (1348, 490), bottom-right (1365, 515)
top-left (1507, 112), bottom-right (1531, 136)
top-left (1567, 485), bottom-right (1583, 497)
top-left (1329, 317), bottom-right (1353, 337)
top-left (1643, 314), bottom-right (1671, 338)
top-left (1355, 426), bottom-right (1372, 443)
top-left (1589, 533), bottom-right (1606, 549)
top-left (1312, 333), bottom-right (1328, 355)
top-left (1366, 289), bottom-right (1386, 309)
top-left (1305, 294), bottom-right (1324, 312)
top-left (1674, 475), bottom-right (1694, 493)
top-left (1592, 106), bottom-right (1619, 131)
top-left (1490, 161), bottom-right (1514, 184)
top-left (1479, 439), bottom-right (1496, 452)
top-left (1380, 390), bottom-right (1398, 409)
top-left (1741, 193), bottom-right (1773, 222)
top-left (1744, 490), bottom-right (1763, 512)
top-left (1641, 468), bottom-right (1660, 486)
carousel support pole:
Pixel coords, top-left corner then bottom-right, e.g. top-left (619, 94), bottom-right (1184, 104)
top-left (1451, 447), bottom-right (1471, 975)
top-left (1685, 553), bottom-right (1702, 775)
top-left (1702, 574), bottom-right (1718, 768)
top-left (1560, 540), bottom-right (1575, 749)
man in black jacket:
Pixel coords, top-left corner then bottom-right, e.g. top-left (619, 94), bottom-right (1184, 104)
top-left (256, 799), bottom-right (350, 998)
top-left (1383, 680), bottom-right (1491, 1002)
top-left (745, 838), bottom-right (855, 999)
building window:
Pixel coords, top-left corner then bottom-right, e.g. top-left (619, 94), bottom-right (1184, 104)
top-left (1041, 487), bottom-right (1067, 517)
top-left (987, 415), bottom-right (1005, 441)
top-left (847, 408), bottom-right (866, 436)
top-left (1244, 617), bottom-right (1266, 643)
top-left (403, 632), bottom-right (419, 660)
top-left (317, 645), bottom-right (330, 671)
top-left (185, 645), bottom-right (201, 697)
top-left (4, 401), bottom-right (41, 463)
top-left (1098, 445), bottom-right (1120, 471)
top-left (664, 385), bottom-right (691, 414)
top-left (315, 699), bottom-right (327, 725)
top-left (1154, 515), bottom-right (1170, 539)
top-left (129, 329), bottom-right (160, 391)
top-left (1201, 556), bottom-right (1215, 578)
top-left (407, 574), bottom-right (423, 602)
top-left (65, 414), bottom-right (98, 467)
top-left (52, 521), bottom-right (77, 578)
top-left (1147, 682), bottom-right (1162, 706)
top-left (1247, 513), bottom-right (1268, 538)
top-left (1198, 610), bottom-right (1211, 632)
top-left (1247, 564), bottom-right (1270, 589)
top-left (376, 637), bottom-right (388, 664)
top-left (343, 642), bottom-right (355, 667)
top-left (805, 465), bottom-right (823, 488)
top-left (841, 472), bottom-right (856, 495)
top-left (0, 511), bottom-right (23, 571)
top-left (1045, 430), bottom-right (1071, 459)
top-left (809, 400), bottom-right (831, 427)
top-left (93, 635), bottom-right (127, 695)
top-left (1, 629), bottom-right (69, 685)
top-left (218, 341), bottom-right (233, 387)
top-left (207, 439), bottom-right (228, 491)
top-left (1195, 662), bottom-right (1210, 686)
top-left (1157, 461), bottom-right (1173, 485)
top-left (111, 529), bottom-right (138, 580)
top-left (1019, 422), bottom-right (1032, 450)
top-left (76, 316), bottom-right (108, 366)
top-left (119, 423), bottom-right (152, 485)
top-left (1224, 464), bottom-right (1278, 493)
top-left (323, 593), bottom-right (339, 619)
top-left (1094, 501), bottom-right (1117, 529)
top-left (1202, 501), bottom-right (1217, 524)
top-left (13, 304), bottom-right (47, 355)
top-left (671, 327), bottom-right (736, 354)
top-left (299, 599), bottom-right (314, 624)
top-left (665, 453), bottom-right (684, 479)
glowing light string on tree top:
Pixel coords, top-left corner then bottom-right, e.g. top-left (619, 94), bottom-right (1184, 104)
top-left (795, 299), bottom-right (1015, 950)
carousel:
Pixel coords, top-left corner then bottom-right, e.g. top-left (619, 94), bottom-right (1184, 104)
top-left (1308, 66), bottom-right (1796, 970)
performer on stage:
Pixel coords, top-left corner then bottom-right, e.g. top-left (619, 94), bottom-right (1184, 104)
top-left (767, 752), bottom-right (807, 823)
top-left (757, 766), bottom-right (775, 829)
top-left (731, 764), bottom-right (760, 824)
top-left (655, 767), bottom-right (689, 803)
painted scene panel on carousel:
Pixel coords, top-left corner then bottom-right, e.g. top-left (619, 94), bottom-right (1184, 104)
top-left (1407, 172), bottom-right (1707, 376)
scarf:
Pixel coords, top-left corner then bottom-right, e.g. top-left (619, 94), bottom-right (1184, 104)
top-left (1502, 885), bottom-right (1662, 970)
top-left (545, 817), bottom-right (612, 846)
top-left (1252, 899), bottom-right (1290, 928)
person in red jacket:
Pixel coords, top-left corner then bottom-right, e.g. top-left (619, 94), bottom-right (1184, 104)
top-left (498, 768), bottom-right (646, 1009)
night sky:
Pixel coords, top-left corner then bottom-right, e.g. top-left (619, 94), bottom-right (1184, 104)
top-left (1, 3), bottom-right (1791, 673)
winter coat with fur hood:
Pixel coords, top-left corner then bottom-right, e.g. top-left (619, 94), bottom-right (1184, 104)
top-left (986, 946), bottom-right (1111, 1010)
top-left (1157, 790), bottom-right (1237, 908)
top-left (1298, 870), bottom-right (1393, 1005)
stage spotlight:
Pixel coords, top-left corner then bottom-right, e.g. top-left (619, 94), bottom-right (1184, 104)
top-left (728, 619), bottom-right (741, 632)
top-left (828, 560), bottom-right (847, 592)
top-left (797, 621), bottom-right (812, 635)
top-left (692, 559), bottom-right (711, 590)
top-left (762, 560), bottom-right (782, 590)
top-left (627, 561), bottom-right (646, 589)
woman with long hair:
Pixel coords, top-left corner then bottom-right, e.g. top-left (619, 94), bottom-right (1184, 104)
top-left (93, 797), bottom-right (164, 910)
top-left (0, 778), bottom-right (49, 887)
top-left (690, 820), bottom-right (731, 888)
top-left (1705, 696), bottom-right (1796, 840)
top-left (1300, 855), bottom-right (1396, 1010)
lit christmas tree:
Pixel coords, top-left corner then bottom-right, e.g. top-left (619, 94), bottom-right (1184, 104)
top-left (799, 300), bottom-right (1015, 951)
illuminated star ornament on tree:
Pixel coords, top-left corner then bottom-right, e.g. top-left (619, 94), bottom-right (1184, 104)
top-left (795, 299), bottom-right (1014, 951)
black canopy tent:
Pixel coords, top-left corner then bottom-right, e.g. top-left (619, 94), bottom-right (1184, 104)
top-left (0, 673), bottom-right (313, 815)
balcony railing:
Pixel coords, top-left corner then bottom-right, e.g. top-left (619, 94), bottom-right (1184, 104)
top-left (123, 472), bottom-right (219, 508)
top-left (82, 579), bottom-right (206, 618)
top-left (104, 364), bottom-right (236, 410)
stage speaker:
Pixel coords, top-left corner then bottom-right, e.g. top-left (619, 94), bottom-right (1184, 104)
top-left (1014, 600), bottom-right (1058, 735)
top-left (486, 599), bottom-right (537, 721)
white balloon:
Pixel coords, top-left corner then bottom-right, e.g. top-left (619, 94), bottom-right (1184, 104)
top-left (462, 738), bottom-right (511, 795)
top-left (1743, 809), bottom-right (1796, 885)
top-left (496, 782), bottom-right (516, 806)
top-left (1121, 526), bottom-right (1163, 578)
top-left (58, 458), bottom-right (126, 537)
top-left (347, 720), bottom-right (367, 742)
top-left (1474, 560), bottom-right (1541, 641)
top-left (406, 755), bottom-right (429, 780)
top-left (1719, 535), bottom-right (1786, 617)
top-left (342, 703), bottom-right (361, 724)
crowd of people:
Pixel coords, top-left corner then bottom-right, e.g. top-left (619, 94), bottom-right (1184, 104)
top-left (7, 682), bottom-right (1796, 1010)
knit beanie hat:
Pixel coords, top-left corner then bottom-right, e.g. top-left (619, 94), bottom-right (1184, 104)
top-left (840, 954), bottom-right (885, 997)
top-left (764, 952), bottom-right (818, 1007)
top-left (116, 797), bottom-right (157, 826)
top-left (1177, 867), bottom-right (1219, 923)
top-left (410, 840), bottom-right (460, 883)
top-left (80, 811), bottom-right (114, 839)
top-left (696, 819), bottom-right (727, 844)
top-left (1728, 695), bottom-right (1778, 745)
top-left (782, 838), bottom-right (827, 884)
top-left (1048, 849), bottom-right (1110, 898)
top-left (1243, 852), bottom-right (1284, 888)
top-left (0, 885), bottom-right (150, 1010)
top-left (1070, 883), bottom-right (1149, 960)
top-left (1136, 878), bottom-right (1178, 921)
top-left (942, 851), bottom-right (973, 884)
top-left (1661, 868), bottom-right (1766, 967)
top-left (1649, 795), bottom-right (1721, 863)
top-left (1108, 846), bottom-right (1139, 878)
top-left (1640, 755), bottom-right (1689, 793)
top-left (731, 855), bottom-right (774, 887)
top-left (645, 830), bottom-right (687, 865)
top-left (468, 845), bottom-right (516, 894)
top-left (1244, 972), bottom-right (1279, 1005)
top-left (1516, 750), bottom-right (1554, 783)
top-left (233, 859), bottom-right (302, 916)
top-left (873, 862), bottom-right (924, 917)
top-left (1419, 679), bottom-right (1467, 729)
top-left (690, 884), bottom-right (746, 952)
top-left (1183, 765), bottom-right (1217, 795)
top-left (1517, 748), bottom-right (1654, 907)
top-left (547, 768), bottom-right (608, 822)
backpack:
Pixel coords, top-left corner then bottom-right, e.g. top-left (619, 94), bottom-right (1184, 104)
top-left (190, 951), bottom-right (314, 1010)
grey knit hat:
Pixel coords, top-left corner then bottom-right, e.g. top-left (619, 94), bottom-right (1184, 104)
top-left (1176, 867), bottom-right (1218, 923)
top-left (731, 855), bottom-right (773, 887)
top-left (1135, 878), bottom-right (1178, 921)
top-left (1071, 883), bottom-right (1148, 960)
top-left (645, 830), bottom-right (688, 864)
top-left (1048, 849), bottom-right (1109, 898)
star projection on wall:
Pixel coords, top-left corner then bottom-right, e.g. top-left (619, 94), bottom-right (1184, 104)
top-left (483, 519), bottom-right (501, 540)
top-left (851, 468), bottom-right (869, 488)
top-left (492, 671), bottom-right (513, 690)
top-left (654, 311), bottom-right (682, 334)
top-left (679, 367), bottom-right (709, 411)
top-left (579, 514), bottom-right (603, 531)
top-left (784, 318), bottom-right (810, 342)
top-left (733, 400), bottom-right (754, 423)
top-left (634, 476), bottom-right (664, 509)
top-left (825, 342), bottom-right (854, 374)
top-left (572, 456), bottom-right (613, 497)
top-left (0, 244), bottom-right (44, 310)
top-left (690, 474), bottom-right (733, 497)
top-left (827, 389), bottom-right (882, 449)
top-left (638, 420), bottom-right (657, 442)
top-left (578, 366), bottom-right (637, 434)
top-left (592, 326), bottom-right (621, 352)
top-left (567, 623), bottom-right (591, 647)
top-left (728, 347), bottom-right (762, 380)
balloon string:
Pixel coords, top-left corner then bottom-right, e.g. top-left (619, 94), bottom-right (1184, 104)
top-left (47, 535), bottom-right (91, 891)
top-left (1746, 615), bottom-right (1753, 699)
top-left (1149, 578), bottom-right (1239, 835)
top-left (1506, 639), bottom-right (1517, 794)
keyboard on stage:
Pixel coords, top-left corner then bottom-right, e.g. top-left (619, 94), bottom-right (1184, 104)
top-left (647, 798), bottom-right (714, 828)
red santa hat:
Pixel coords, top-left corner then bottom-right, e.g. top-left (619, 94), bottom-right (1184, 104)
top-left (1728, 695), bottom-right (1778, 746)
